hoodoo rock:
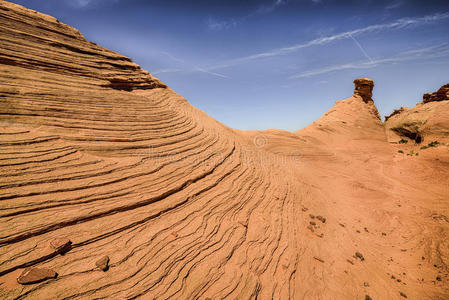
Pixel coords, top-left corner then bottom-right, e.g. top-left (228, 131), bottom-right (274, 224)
top-left (353, 78), bottom-right (374, 103)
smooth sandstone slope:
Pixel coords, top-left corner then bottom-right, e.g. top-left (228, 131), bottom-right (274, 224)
top-left (0, 1), bottom-right (448, 299)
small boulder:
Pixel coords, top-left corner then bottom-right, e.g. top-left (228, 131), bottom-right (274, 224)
top-left (17, 268), bottom-right (57, 285)
top-left (50, 237), bottom-right (72, 254)
top-left (96, 256), bottom-right (110, 271)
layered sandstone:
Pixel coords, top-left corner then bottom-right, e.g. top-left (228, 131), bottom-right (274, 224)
top-left (385, 83), bottom-right (449, 143)
top-left (423, 84), bottom-right (449, 103)
top-left (0, 2), bottom-right (448, 300)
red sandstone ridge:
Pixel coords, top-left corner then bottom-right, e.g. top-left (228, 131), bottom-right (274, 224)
top-left (385, 83), bottom-right (449, 144)
top-left (1, 1), bottom-right (448, 299)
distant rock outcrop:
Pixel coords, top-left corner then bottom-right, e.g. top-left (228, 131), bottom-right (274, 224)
top-left (385, 84), bottom-right (449, 143)
top-left (384, 107), bottom-right (408, 121)
top-left (423, 84), bottom-right (449, 103)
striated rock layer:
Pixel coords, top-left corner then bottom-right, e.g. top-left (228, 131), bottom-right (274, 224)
top-left (385, 83), bottom-right (449, 144)
top-left (0, 1), bottom-right (448, 299)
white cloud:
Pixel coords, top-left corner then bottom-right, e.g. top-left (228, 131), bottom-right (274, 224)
top-left (69, 0), bottom-right (119, 8)
top-left (206, 12), bottom-right (449, 69)
top-left (153, 52), bottom-right (230, 79)
top-left (207, 0), bottom-right (288, 31)
top-left (206, 17), bottom-right (238, 31)
top-left (385, 1), bottom-right (404, 10)
top-left (74, 0), bottom-right (92, 7)
top-left (289, 43), bottom-right (449, 78)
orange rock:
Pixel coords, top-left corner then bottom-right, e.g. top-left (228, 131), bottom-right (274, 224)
top-left (17, 268), bottom-right (57, 285)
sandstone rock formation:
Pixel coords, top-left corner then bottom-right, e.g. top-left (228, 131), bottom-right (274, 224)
top-left (385, 83), bottom-right (449, 143)
top-left (0, 2), bottom-right (448, 299)
top-left (423, 84), bottom-right (449, 103)
top-left (353, 78), bottom-right (374, 103)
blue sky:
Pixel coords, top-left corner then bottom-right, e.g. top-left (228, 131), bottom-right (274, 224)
top-left (10, 0), bottom-right (449, 131)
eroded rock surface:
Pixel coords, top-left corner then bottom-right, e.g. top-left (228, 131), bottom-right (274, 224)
top-left (0, 1), bottom-right (448, 300)
top-left (423, 84), bottom-right (449, 103)
top-left (385, 83), bottom-right (449, 143)
top-left (353, 78), bottom-right (375, 103)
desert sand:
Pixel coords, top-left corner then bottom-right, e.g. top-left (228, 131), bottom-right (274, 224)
top-left (0, 1), bottom-right (448, 299)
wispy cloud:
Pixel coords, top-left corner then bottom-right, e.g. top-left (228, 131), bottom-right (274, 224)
top-left (289, 43), bottom-right (449, 78)
top-left (206, 17), bottom-right (238, 31)
top-left (194, 67), bottom-right (230, 79)
top-left (385, 1), bottom-right (404, 10)
top-left (206, 12), bottom-right (449, 68)
top-left (347, 33), bottom-right (374, 63)
top-left (207, 0), bottom-right (288, 31)
top-left (153, 52), bottom-right (230, 79)
top-left (73, 0), bottom-right (93, 7)
top-left (69, 0), bottom-right (119, 8)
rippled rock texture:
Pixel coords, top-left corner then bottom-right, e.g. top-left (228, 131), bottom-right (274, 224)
top-left (0, 1), bottom-right (448, 299)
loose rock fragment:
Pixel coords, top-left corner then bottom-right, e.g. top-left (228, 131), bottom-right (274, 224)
top-left (316, 215), bottom-right (326, 223)
top-left (400, 291), bottom-right (407, 298)
top-left (365, 295), bottom-right (372, 300)
top-left (50, 237), bottom-right (72, 254)
top-left (355, 252), bottom-right (365, 261)
top-left (96, 256), bottom-right (110, 271)
top-left (17, 268), bottom-right (57, 285)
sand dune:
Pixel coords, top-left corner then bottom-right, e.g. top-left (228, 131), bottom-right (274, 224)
top-left (0, 1), bottom-right (448, 299)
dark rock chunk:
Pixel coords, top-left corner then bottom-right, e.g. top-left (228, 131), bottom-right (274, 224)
top-left (316, 216), bottom-right (326, 223)
top-left (365, 295), bottom-right (372, 300)
top-left (423, 83), bottom-right (449, 103)
top-left (353, 78), bottom-right (374, 103)
top-left (399, 291), bottom-right (407, 298)
top-left (355, 252), bottom-right (365, 261)
top-left (96, 256), bottom-right (110, 271)
top-left (50, 237), bottom-right (72, 254)
top-left (17, 268), bottom-right (57, 285)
